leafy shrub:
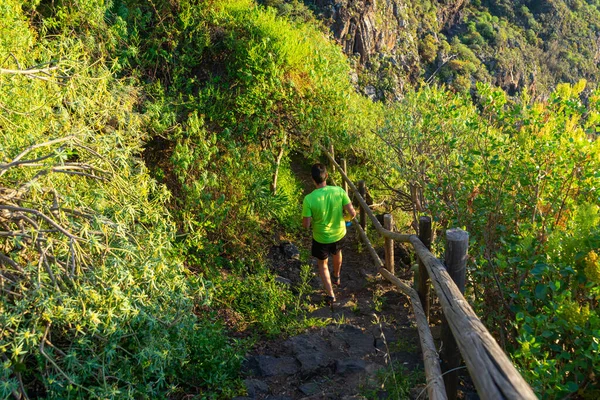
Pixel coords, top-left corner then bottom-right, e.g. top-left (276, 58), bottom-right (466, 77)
top-left (359, 81), bottom-right (600, 396)
top-left (0, 1), bottom-right (245, 398)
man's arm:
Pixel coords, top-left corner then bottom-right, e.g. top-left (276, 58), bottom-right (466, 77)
top-left (343, 203), bottom-right (357, 221)
top-left (303, 217), bottom-right (311, 229)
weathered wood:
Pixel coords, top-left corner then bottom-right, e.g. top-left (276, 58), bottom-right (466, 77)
top-left (383, 214), bottom-right (394, 274)
top-left (329, 144), bottom-right (335, 174)
top-left (341, 158), bottom-right (348, 194)
top-left (358, 180), bottom-right (367, 232)
top-left (409, 235), bottom-right (537, 400)
top-left (380, 269), bottom-right (448, 400)
top-left (353, 221), bottom-right (447, 400)
top-left (418, 216), bottom-right (432, 320)
top-left (441, 229), bottom-right (468, 400)
top-left (324, 146), bottom-right (536, 399)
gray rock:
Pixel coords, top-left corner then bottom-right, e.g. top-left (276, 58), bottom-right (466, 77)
top-left (275, 276), bottom-right (292, 286)
top-left (266, 397), bottom-right (293, 400)
top-left (297, 352), bottom-right (330, 374)
top-left (245, 355), bottom-right (299, 377)
top-left (364, 85), bottom-right (377, 100)
top-left (281, 242), bottom-right (300, 259)
top-left (335, 325), bottom-right (375, 357)
top-left (285, 333), bottom-right (329, 355)
top-left (299, 382), bottom-right (320, 396)
top-left (335, 359), bottom-right (367, 374)
top-left (244, 379), bottom-right (269, 397)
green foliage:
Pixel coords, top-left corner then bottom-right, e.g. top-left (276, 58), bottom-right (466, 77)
top-left (360, 81), bottom-right (600, 396)
top-left (0, 1), bottom-right (243, 398)
top-left (213, 265), bottom-right (296, 336)
top-left (361, 362), bottom-right (425, 400)
top-left (4, 0), bottom-right (599, 398)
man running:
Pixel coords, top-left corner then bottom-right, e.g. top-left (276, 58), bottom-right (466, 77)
top-left (302, 163), bottom-right (356, 306)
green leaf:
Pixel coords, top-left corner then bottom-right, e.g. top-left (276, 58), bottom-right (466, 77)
top-left (535, 284), bottom-right (547, 299)
top-left (566, 381), bottom-right (578, 392)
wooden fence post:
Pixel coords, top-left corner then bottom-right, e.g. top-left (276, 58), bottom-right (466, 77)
top-left (329, 144), bottom-right (335, 174)
top-left (417, 216), bottom-right (432, 320)
top-left (441, 228), bottom-right (469, 400)
top-left (358, 180), bottom-right (366, 232)
top-left (341, 158), bottom-right (348, 194)
top-left (384, 214), bottom-right (394, 274)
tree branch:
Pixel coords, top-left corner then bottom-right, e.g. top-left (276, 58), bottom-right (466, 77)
top-left (0, 205), bottom-right (80, 240)
top-left (0, 136), bottom-right (76, 177)
top-left (0, 66), bottom-right (60, 75)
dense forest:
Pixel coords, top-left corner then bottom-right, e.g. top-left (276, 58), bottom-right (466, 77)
top-left (0, 0), bottom-right (598, 399)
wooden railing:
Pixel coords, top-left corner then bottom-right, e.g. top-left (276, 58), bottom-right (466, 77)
top-left (324, 149), bottom-right (536, 400)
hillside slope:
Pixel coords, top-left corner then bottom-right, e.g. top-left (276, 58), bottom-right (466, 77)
top-left (1, 0), bottom-right (598, 399)
top-left (268, 0), bottom-right (600, 98)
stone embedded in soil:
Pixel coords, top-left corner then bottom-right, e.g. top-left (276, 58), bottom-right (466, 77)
top-left (245, 355), bottom-right (299, 377)
top-left (297, 351), bottom-right (331, 374)
top-left (281, 242), bottom-right (300, 259)
top-left (285, 333), bottom-right (329, 355)
top-left (389, 350), bottom-right (422, 370)
top-left (275, 276), bottom-right (293, 286)
top-left (244, 378), bottom-right (269, 397)
top-left (299, 382), bottom-right (321, 396)
top-left (331, 324), bottom-right (375, 357)
top-left (335, 358), bottom-right (367, 374)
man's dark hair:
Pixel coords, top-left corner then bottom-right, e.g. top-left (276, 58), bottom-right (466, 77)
top-left (311, 163), bottom-right (327, 184)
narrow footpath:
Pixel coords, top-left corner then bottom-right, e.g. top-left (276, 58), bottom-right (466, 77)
top-left (236, 223), bottom-right (425, 399)
top-left (236, 156), bottom-right (428, 399)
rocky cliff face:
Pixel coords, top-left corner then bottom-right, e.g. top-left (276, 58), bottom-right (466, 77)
top-left (313, 0), bottom-right (404, 63)
top-left (312, 0), bottom-right (422, 100)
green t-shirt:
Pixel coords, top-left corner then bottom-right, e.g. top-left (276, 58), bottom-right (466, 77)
top-left (302, 185), bottom-right (352, 244)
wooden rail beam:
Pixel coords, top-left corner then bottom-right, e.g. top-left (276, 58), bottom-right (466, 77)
top-left (409, 236), bottom-right (537, 399)
top-left (322, 146), bottom-right (536, 399)
top-left (353, 221), bottom-right (447, 400)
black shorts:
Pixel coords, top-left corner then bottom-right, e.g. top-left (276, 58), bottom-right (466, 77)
top-left (312, 236), bottom-right (346, 260)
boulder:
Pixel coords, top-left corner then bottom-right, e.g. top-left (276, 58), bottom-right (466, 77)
top-left (281, 242), bottom-right (300, 259)
top-left (299, 382), bottom-right (321, 396)
top-left (245, 355), bottom-right (299, 377)
top-left (335, 359), bottom-right (367, 374)
top-left (244, 379), bottom-right (269, 398)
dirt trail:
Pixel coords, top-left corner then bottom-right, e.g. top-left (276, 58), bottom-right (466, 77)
top-left (236, 159), bottom-right (426, 399)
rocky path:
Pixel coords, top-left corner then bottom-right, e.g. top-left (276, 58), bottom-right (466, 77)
top-left (236, 222), bottom-right (426, 400)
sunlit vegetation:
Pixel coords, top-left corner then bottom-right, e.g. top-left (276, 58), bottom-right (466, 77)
top-left (1, 0), bottom-right (598, 398)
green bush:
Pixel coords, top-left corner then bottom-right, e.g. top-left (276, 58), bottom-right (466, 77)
top-left (358, 81), bottom-right (600, 396)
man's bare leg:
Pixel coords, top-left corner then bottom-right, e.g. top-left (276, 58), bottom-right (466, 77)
top-left (333, 250), bottom-right (342, 281)
top-left (317, 258), bottom-right (335, 298)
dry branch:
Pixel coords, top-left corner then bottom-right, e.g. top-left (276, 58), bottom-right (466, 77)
top-left (0, 66), bottom-right (60, 75)
top-left (0, 252), bottom-right (24, 273)
top-left (0, 205), bottom-right (80, 240)
top-left (0, 136), bottom-right (76, 177)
